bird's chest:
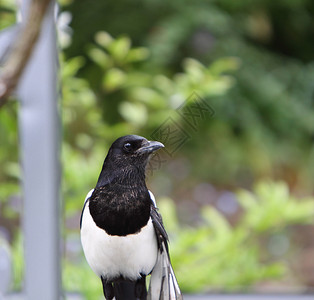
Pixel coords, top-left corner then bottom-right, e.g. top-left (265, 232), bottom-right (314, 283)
top-left (81, 204), bottom-right (158, 279)
top-left (88, 187), bottom-right (151, 236)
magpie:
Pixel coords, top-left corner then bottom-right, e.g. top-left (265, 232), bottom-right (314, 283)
top-left (80, 135), bottom-right (182, 300)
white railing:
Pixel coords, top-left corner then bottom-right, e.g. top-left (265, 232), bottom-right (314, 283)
top-left (0, 0), bottom-right (61, 299)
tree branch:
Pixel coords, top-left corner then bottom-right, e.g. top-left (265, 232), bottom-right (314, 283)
top-left (0, 0), bottom-right (53, 107)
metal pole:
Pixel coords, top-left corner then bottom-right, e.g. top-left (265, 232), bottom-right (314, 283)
top-left (17, 0), bottom-right (61, 299)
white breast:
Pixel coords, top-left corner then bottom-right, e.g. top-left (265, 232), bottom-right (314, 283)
top-left (80, 197), bottom-right (158, 280)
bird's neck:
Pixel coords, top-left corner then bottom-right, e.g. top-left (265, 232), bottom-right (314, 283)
top-left (96, 163), bottom-right (147, 189)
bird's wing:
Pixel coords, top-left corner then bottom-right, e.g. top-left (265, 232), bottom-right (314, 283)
top-left (148, 191), bottom-right (182, 300)
top-left (80, 189), bottom-right (94, 229)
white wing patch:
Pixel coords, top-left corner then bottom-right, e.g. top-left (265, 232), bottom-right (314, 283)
top-left (84, 189), bottom-right (94, 203)
top-left (149, 190), bottom-right (157, 207)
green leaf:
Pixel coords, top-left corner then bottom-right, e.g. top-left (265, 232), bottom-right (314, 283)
top-left (118, 102), bottom-right (147, 126)
top-left (209, 57), bottom-right (241, 75)
top-left (102, 68), bottom-right (126, 91)
top-left (125, 47), bottom-right (150, 62)
top-left (108, 36), bottom-right (131, 62)
top-left (94, 31), bottom-right (113, 48)
top-left (87, 46), bottom-right (111, 69)
top-left (62, 56), bottom-right (85, 78)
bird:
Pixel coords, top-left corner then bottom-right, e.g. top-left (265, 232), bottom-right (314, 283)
top-left (80, 135), bottom-right (182, 300)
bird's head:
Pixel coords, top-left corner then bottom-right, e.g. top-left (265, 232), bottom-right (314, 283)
top-left (108, 135), bottom-right (164, 162)
top-left (97, 135), bottom-right (164, 186)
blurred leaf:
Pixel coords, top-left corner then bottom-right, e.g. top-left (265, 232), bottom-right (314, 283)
top-left (102, 68), bottom-right (126, 91)
top-left (87, 46), bottom-right (111, 69)
top-left (118, 101), bottom-right (147, 126)
top-left (95, 31), bottom-right (114, 48)
top-left (209, 57), bottom-right (241, 75)
top-left (125, 47), bottom-right (150, 62)
top-left (61, 56), bottom-right (85, 78)
top-left (108, 36), bottom-right (131, 62)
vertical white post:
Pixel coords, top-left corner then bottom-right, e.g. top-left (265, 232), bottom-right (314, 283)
top-left (18, 0), bottom-right (61, 299)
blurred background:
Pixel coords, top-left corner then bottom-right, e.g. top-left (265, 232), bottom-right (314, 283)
top-left (1, 0), bottom-right (314, 298)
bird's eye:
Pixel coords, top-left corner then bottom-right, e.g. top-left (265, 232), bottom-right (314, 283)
top-left (123, 142), bottom-right (132, 151)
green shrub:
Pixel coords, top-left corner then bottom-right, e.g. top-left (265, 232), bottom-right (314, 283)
top-left (159, 181), bottom-right (314, 293)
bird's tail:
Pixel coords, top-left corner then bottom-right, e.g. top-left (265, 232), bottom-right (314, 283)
top-left (148, 243), bottom-right (182, 300)
top-left (114, 277), bottom-right (147, 300)
top-left (114, 281), bottom-right (137, 300)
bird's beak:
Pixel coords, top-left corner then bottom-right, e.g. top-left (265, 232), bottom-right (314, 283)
top-left (137, 140), bottom-right (164, 154)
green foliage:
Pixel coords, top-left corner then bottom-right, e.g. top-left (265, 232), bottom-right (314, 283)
top-left (62, 181), bottom-right (314, 297)
top-left (61, 30), bottom-right (237, 150)
top-left (64, 258), bottom-right (103, 299)
top-left (0, 0), bottom-right (16, 30)
top-left (79, 30), bottom-right (236, 132)
top-left (60, 31), bottom-right (236, 228)
top-left (60, 35), bottom-right (237, 297)
top-left (11, 233), bottom-right (24, 291)
top-left (63, 0), bottom-right (314, 190)
top-left (158, 181), bottom-right (314, 293)
top-left (1, 0), bottom-right (314, 296)
top-left (238, 181), bottom-right (314, 231)
top-left (0, 105), bottom-right (20, 219)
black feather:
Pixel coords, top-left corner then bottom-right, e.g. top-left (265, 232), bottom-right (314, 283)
top-left (80, 198), bottom-right (89, 229)
top-left (150, 204), bottom-right (169, 253)
top-left (89, 185), bottom-right (151, 236)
